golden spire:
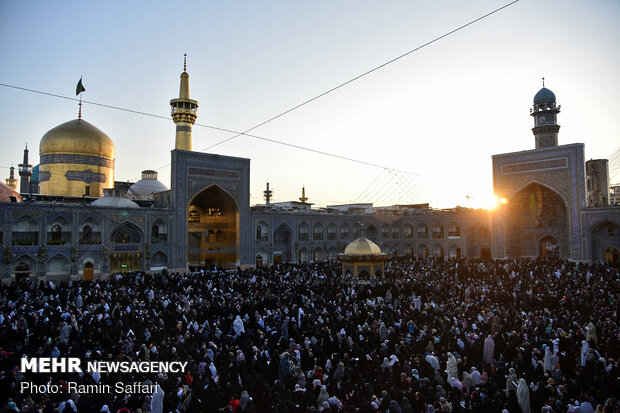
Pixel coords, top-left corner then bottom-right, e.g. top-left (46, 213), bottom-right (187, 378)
top-left (299, 186), bottom-right (308, 203)
top-left (170, 54), bottom-right (199, 151)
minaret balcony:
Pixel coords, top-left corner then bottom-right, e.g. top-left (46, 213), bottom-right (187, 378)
top-left (171, 107), bottom-right (197, 116)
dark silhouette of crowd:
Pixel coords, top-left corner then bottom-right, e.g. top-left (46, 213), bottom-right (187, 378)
top-left (0, 256), bottom-right (619, 412)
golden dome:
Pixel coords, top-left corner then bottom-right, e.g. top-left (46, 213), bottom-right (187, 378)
top-left (344, 236), bottom-right (383, 255)
top-left (40, 119), bottom-right (115, 160)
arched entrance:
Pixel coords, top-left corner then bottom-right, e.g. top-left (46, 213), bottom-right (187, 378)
top-left (188, 185), bottom-right (239, 269)
top-left (14, 260), bottom-right (31, 280)
top-left (273, 223), bottom-right (292, 264)
top-left (83, 261), bottom-right (94, 280)
top-left (110, 222), bottom-right (143, 273)
top-left (604, 247), bottom-right (619, 263)
top-left (505, 182), bottom-right (567, 258)
top-left (480, 246), bottom-right (491, 260)
top-left (539, 235), bottom-right (559, 258)
top-left (255, 254), bottom-right (263, 267)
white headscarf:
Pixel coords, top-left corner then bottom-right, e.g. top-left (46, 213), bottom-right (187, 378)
top-left (516, 378), bottom-right (530, 413)
top-left (233, 315), bottom-right (245, 335)
top-left (580, 340), bottom-right (589, 367)
top-left (446, 352), bottom-right (458, 381)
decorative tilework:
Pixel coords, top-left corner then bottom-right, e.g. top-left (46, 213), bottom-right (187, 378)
top-left (41, 154), bottom-right (114, 168)
top-left (65, 170), bottom-right (107, 183)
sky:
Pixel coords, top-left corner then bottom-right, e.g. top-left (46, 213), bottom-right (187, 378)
top-left (1, 0), bottom-right (619, 209)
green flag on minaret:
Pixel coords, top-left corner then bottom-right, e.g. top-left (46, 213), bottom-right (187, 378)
top-left (76, 77), bottom-right (86, 95)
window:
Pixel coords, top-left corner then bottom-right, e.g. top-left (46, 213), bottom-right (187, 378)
top-left (51, 225), bottom-right (62, 242)
top-left (256, 222), bottom-right (269, 241)
top-left (84, 185), bottom-right (91, 196)
top-left (381, 224), bottom-right (389, 239)
top-left (313, 223), bottom-right (324, 241)
top-left (299, 223), bottom-right (309, 241)
top-left (403, 224), bottom-right (413, 238)
top-left (392, 223), bottom-right (400, 239)
top-left (188, 210), bottom-right (200, 223)
top-left (448, 223), bottom-right (460, 237)
top-left (327, 223), bottom-right (337, 240)
top-left (432, 224), bottom-right (444, 239)
top-left (418, 224), bottom-right (428, 239)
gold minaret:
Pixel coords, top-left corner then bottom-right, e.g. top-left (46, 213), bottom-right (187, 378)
top-left (299, 186), bottom-right (308, 203)
top-left (170, 54), bottom-right (199, 151)
top-left (6, 166), bottom-right (18, 190)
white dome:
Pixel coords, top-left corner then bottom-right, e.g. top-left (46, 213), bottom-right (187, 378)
top-left (127, 170), bottom-right (168, 200)
top-left (91, 196), bottom-right (139, 208)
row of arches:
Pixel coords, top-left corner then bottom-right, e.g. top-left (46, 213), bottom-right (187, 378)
top-left (8, 215), bottom-right (168, 246)
top-left (256, 221), bottom-right (466, 242)
top-left (11, 249), bottom-right (170, 279)
top-left (256, 244), bottom-right (492, 265)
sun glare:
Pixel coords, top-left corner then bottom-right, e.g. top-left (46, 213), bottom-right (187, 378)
top-left (471, 194), bottom-right (508, 210)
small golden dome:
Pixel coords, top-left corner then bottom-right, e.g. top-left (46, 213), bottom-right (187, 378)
top-left (344, 236), bottom-right (383, 255)
top-left (40, 119), bottom-right (115, 160)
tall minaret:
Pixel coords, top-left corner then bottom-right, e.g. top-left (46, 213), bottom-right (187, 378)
top-left (530, 78), bottom-right (560, 149)
top-left (5, 166), bottom-right (17, 190)
top-left (18, 145), bottom-right (32, 193)
top-left (263, 182), bottom-right (273, 204)
top-left (170, 54), bottom-right (199, 151)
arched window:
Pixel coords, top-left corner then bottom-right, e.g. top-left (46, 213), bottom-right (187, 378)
top-left (417, 224), bottom-right (428, 239)
top-left (51, 224), bottom-right (62, 242)
top-left (433, 244), bottom-right (444, 258)
top-left (432, 224), bottom-right (444, 238)
top-left (418, 244), bottom-right (429, 259)
top-left (256, 221), bottom-right (269, 241)
top-left (327, 223), bottom-right (337, 240)
top-left (381, 224), bottom-right (389, 239)
top-left (299, 248), bottom-right (310, 262)
top-left (448, 222), bottom-right (461, 237)
top-left (340, 223), bottom-right (349, 240)
top-left (298, 222), bottom-right (309, 241)
top-left (403, 223), bottom-right (413, 238)
top-left (313, 223), bottom-right (324, 241)
top-left (314, 247), bottom-right (324, 261)
top-left (405, 245), bottom-right (414, 256)
top-left (392, 223), bottom-right (400, 239)
top-left (79, 219), bottom-right (101, 245)
top-left (327, 247), bottom-right (338, 261)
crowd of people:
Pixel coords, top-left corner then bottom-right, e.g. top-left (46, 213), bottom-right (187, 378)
top-left (0, 256), bottom-right (619, 412)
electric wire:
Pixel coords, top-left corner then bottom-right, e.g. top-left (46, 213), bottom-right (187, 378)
top-left (0, 1), bottom-right (519, 196)
top-left (198, 0), bottom-right (520, 152)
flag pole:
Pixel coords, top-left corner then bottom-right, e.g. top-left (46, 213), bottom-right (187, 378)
top-left (78, 75), bottom-right (82, 119)
top-left (76, 76), bottom-right (85, 119)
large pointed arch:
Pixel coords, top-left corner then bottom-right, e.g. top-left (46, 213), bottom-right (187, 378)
top-left (111, 221), bottom-right (143, 244)
top-left (187, 184), bottom-right (239, 269)
top-left (505, 181), bottom-right (567, 258)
